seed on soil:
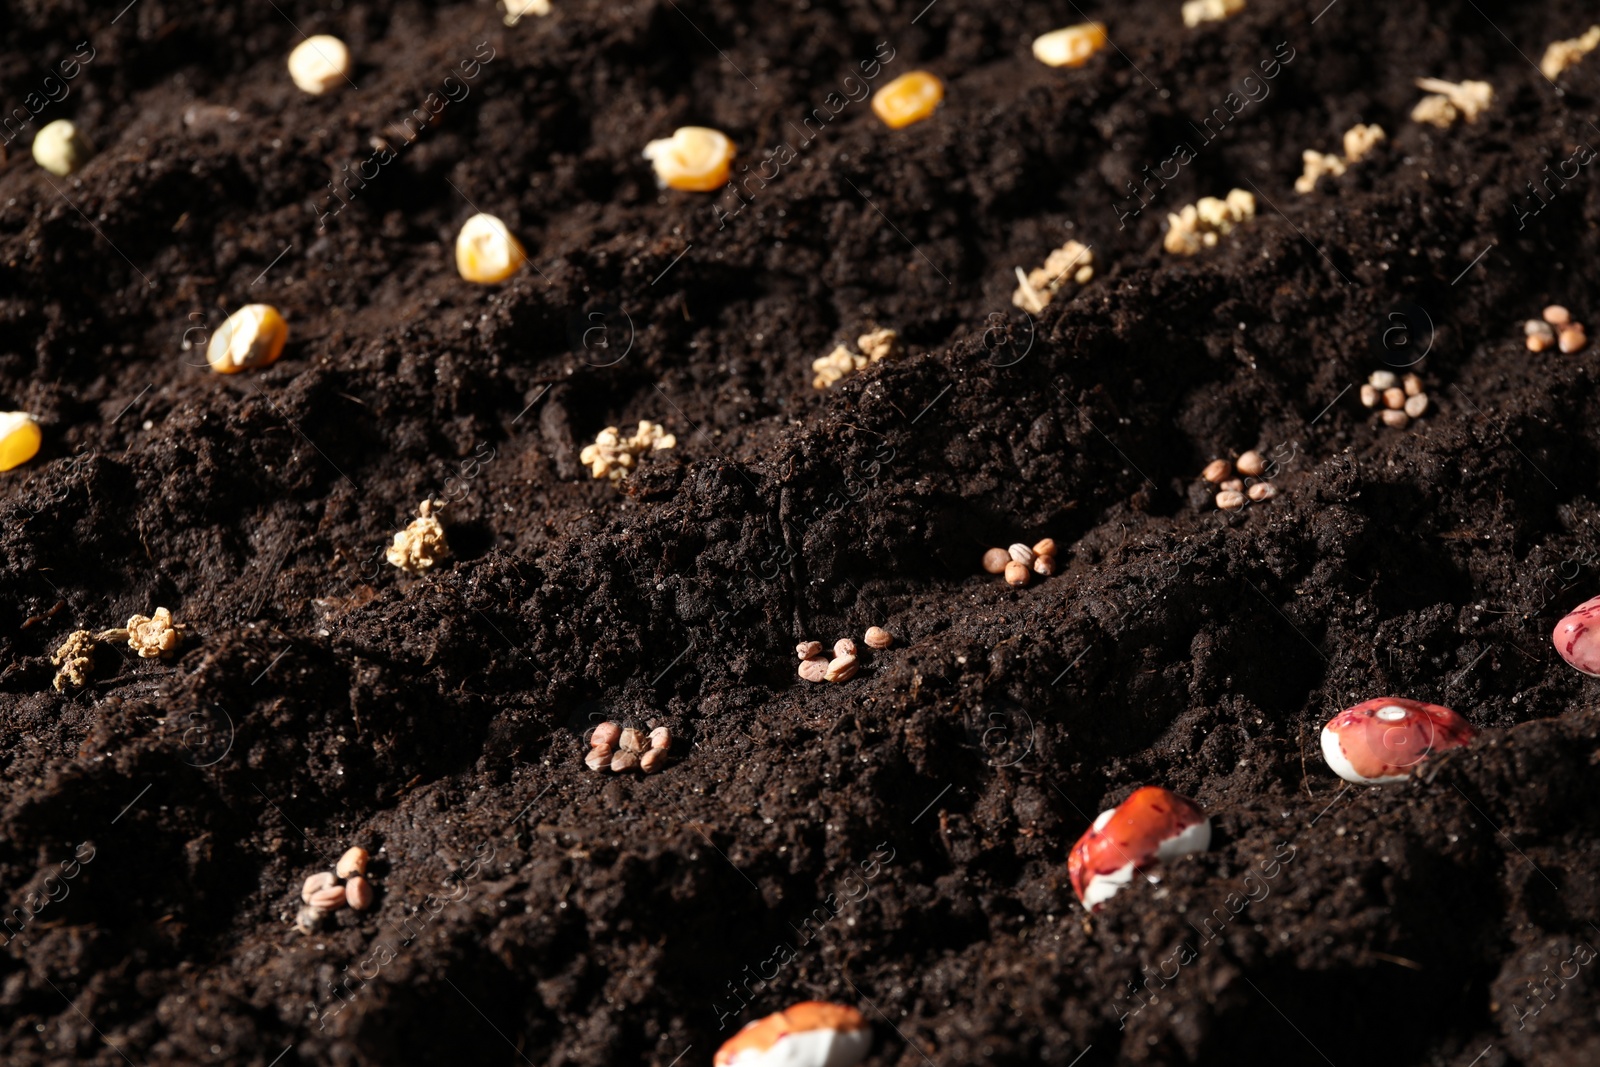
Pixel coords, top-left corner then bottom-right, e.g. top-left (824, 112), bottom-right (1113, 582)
top-left (872, 71), bottom-right (944, 129)
top-left (1246, 482), bottom-right (1277, 502)
top-left (287, 35), bottom-right (351, 95)
top-left (387, 499), bottom-right (450, 573)
top-left (1403, 373), bottom-right (1423, 396)
top-left (1008, 543), bottom-right (1035, 566)
top-left (1553, 595), bottom-right (1600, 675)
top-left (714, 1001), bottom-right (872, 1067)
top-left (834, 638), bottom-right (857, 658)
top-left (1219, 478), bottom-right (1243, 493)
top-left (863, 626), bottom-right (892, 650)
top-left (798, 656), bottom-right (829, 683)
top-left (1383, 387), bottom-right (1405, 410)
top-left (1404, 394), bottom-right (1429, 418)
top-left (610, 748), bottom-right (640, 772)
top-left (580, 421), bottom-right (676, 482)
top-left (648, 726), bottom-right (671, 751)
top-left (1380, 409), bottom-right (1409, 429)
top-left (345, 875), bottom-right (374, 911)
top-left (796, 641), bottom-right (823, 660)
top-left (501, 0), bottom-right (552, 26)
top-left (640, 747), bottom-right (668, 773)
top-left (825, 654), bottom-right (859, 683)
top-left (1004, 560), bottom-right (1031, 586)
top-left (1032, 554), bottom-right (1056, 576)
top-left (1215, 489), bottom-right (1246, 510)
top-left (1359, 384), bottom-right (1380, 407)
top-left (587, 721), bottom-right (671, 772)
top-left (1202, 458), bottom-right (1232, 483)
top-left (1544, 305), bottom-right (1571, 326)
top-left (1369, 370), bottom-right (1397, 390)
top-left (0, 411), bottom-right (42, 471)
top-left (302, 871), bottom-right (338, 903)
top-left (1012, 241), bottom-right (1094, 313)
top-left (126, 608), bottom-right (181, 658)
top-left (1294, 150), bottom-right (1345, 194)
top-left (983, 547), bottom-right (1011, 574)
top-left (592, 722), bottom-right (621, 748)
top-left (32, 119), bottom-right (92, 176)
top-left (1182, 0), bottom-right (1244, 28)
top-left (455, 213), bottom-right (527, 284)
top-left (1163, 189), bottom-right (1255, 256)
top-left (1032, 23), bottom-right (1108, 68)
top-left (1321, 697), bottom-right (1476, 784)
top-left (336, 847), bottom-right (369, 880)
top-left (1032, 538), bottom-right (1057, 558)
top-left (643, 126), bottom-right (735, 192)
top-left (1560, 326), bottom-right (1587, 354)
top-left (207, 304), bottom-right (288, 374)
top-left (1541, 25), bottom-right (1600, 80)
top-left (619, 727), bottom-right (644, 754)
top-left (1067, 786), bottom-right (1211, 912)
top-left (812, 328), bottom-right (901, 389)
top-left (1525, 320), bottom-right (1555, 351)
top-left (1236, 451), bottom-right (1265, 477)
top-left (309, 884), bottom-right (348, 910)
top-left (1411, 77), bottom-right (1493, 127)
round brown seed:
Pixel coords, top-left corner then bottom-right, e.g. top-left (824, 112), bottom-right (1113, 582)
top-left (825, 654), bottom-right (859, 682)
top-left (302, 871), bottom-right (337, 903)
top-left (346, 875), bottom-right (374, 911)
top-left (1560, 327), bottom-right (1587, 354)
top-left (982, 548), bottom-right (1010, 574)
top-left (834, 638), bottom-right (857, 658)
top-left (1004, 560), bottom-right (1031, 587)
top-left (863, 626), bottom-right (892, 649)
top-left (1383, 387), bottom-right (1406, 410)
top-left (796, 641), bottom-right (823, 660)
top-left (1403, 373), bottom-right (1423, 397)
top-left (1246, 482), bottom-right (1277, 502)
top-left (1360, 383), bottom-right (1380, 407)
top-left (1215, 489), bottom-right (1246, 510)
top-left (1033, 554), bottom-right (1056, 576)
top-left (1202, 458), bottom-right (1232, 483)
top-left (641, 748), bottom-right (669, 773)
top-left (618, 727), bottom-right (644, 753)
top-left (611, 749), bottom-right (640, 772)
top-left (1380, 409), bottom-right (1409, 429)
top-left (336, 847), bottom-right (369, 880)
top-left (1528, 334), bottom-right (1552, 353)
top-left (1544, 305), bottom-right (1571, 326)
top-left (310, 884), bottom-right (348, 910)
top-left (798, 657), bottom-right (828, 682)
top-left (648, 726), bottom-right (671, 751)
top-left (1404, 394), bottom-right (1429, 418)
top-left (591, 722), bottom-right (621, 748)
top-left (585, 745), bottom-right (614, 771)
top-left (1236, 450), bottom-right (1265, 477)
top-left (1031, 538), bottom-right (1057, 558)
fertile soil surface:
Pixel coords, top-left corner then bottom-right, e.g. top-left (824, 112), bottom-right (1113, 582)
top-left (3, 0), bottom-right (1600, 1064)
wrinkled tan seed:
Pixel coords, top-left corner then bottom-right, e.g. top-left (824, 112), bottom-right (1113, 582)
top-left (796, 641), bottom-right (823, 660)
top-left (1369, 370), bottom-right (1397, 390)
top-left (302, 871), bottom-right (338, 903)
top-left (1216, 490), bottom-right (1246, 510)
top-left (1008, 543), bottom-right (1035, 565)
top-left (648, 726), bottom-right (671, 750)
top-left (310, 884), bottom-right (348, 910)
top-left (1033, 554), bottom-right (1057, 576)
top-left (611, 749), bottom-right (640, 772)
top-left (1560, 326), bottom-right (1587, 354)
top-left (618, 727), bottom-right (644, 754)
top-left (825, 654), bottom-right (859, 682)
top-left (1360, 383), bottom-right (1380, 407)
top-left (1004, 560), bottom-right (1031, 587)
top-left (1403, 374), bottom-right (1423, 397)
top-left (863, 626), bottom-right (892, 650)
top-left (336, 847), bottom-right (369, 880)
top-left (1032, 538), bottom-right (1057, 558)
top-left (1383, 387), bottom-right (1406, 410)
top-left (1544, 305), bottom-right (1571, 326)
top-left (1236, 450), bottom-right (1265, 477)
top-left (1202, 458), bottom-right (1232, 483)
top-left (1380, 409), bottom-right (1410, 429)
top-left (641, 748), bottom-right (668, 773)
top-left (346, 875), bottom-right (374, 911)
top-left (1404, 394), bottom-right (1429, 418)
top-left (586, 744), bottom-right (614, 771)
top-left (1247, 482), bottom-right (1277, 502)
top-left (834, 638), bottom-right (857, 658)
top-left (591, 721), bottom-right (621, 748)
top-left (982, 547), bottom-right (1011, 574)
top-left (798, 657), bottom-right (829, 682)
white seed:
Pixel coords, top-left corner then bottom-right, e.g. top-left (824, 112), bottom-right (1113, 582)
top-left (796, 641), bottom-right (823, 660)
top-left (798, 657), bottom-right (829, 683)
top-left (824, 654), bottom-right (859, 682)
top-left (1202, 458), bottom-right (1232, 483)
top-left (455, 213), bottom-right (527, 284)
top-left (834, 638), bottom-right (857, 658)
top-left (32, 119), bottom-right (92, 176)
top-left (336, 847), bottom-right (369, 880)
top-left (302, 871), bottom-right (338, 903)
top-left (1404, 393), bottom-right (1429, 418)
top-left (288, 35), bottom-right (351, 95)
top-left (1004, 560), bottom-right (1031, 587)
top-left (1360, 383), bottom-right (1380, 407)
top-left (1380, 409), bottom-right (1410, 429)
top-left (1236, 450), bottom-right (1265, 477)
top-left (864, 626), bottom-right (892, 650)
top-left (1368, 370), bottom-right (1397, 390)
top-left (1403, 374), bottom-right (1423, 397)
top-left (1247, 482), bottom-right (1277, 502)
top-left (1008, 543), bottom-right (1035, 565)
top-left (345, 875), bottom-right (374, 911)
top-left (1383, 387), bottom-right (1406, 410)
top-left (1216, 490), bottom-right (1246, 510)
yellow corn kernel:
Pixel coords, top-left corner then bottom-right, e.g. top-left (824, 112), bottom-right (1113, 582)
top-left (207, 305), bottom-right (288, 374)
top-left (455, 213), bottom-right (527, 284)
top-left (288, 35), bottom-right (351, 95)
top-left (872, 71), bottom-right (944, 129)
top-left (642, 127), bottom-right (735, 192)
top-left (1033, 23), bottom-right (1108, 68)
top-left (32, 119), bottom-right (92, 177)
top-left (0, 411), bottom-right (41, 471)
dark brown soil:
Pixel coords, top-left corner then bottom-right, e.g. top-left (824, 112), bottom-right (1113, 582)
top-left (3, 0), bottom-right (1600, 1064)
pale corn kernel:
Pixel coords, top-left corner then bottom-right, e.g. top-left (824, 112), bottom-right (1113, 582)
top-left (32, 119), bottom-right (92, 177)
top-left (643, 126), bottom-right (735, 192)
top-left (1411, 95), bottom-right (1457, 128)
top-left (1544, 305), bottom-right (1571, 326)
top-left (591, 722), bottom-right (621, 748)
top-left (1403, 373), bottom-right (1424, 396)
top-left (1008, 543), bottom-right (1035, 566)
top-left (1383, 387), bottom-right (1406, 410)
top-left (309, 884), bottom-right (348, 910)
top-left (1032, 23), bottom-right (1108, 68)
top-left (1013, 241), bottom-right (1094, 312)
top-left (1182, 0), bottom-right (1244, 29)
top-left (126, 608), bottom-right (180, 658)
top-left (288, 35), bottom-right (351, 96)
top-left (798, 657), bottom-right (829, 682)
top-left (1032, 538), bottom-right (1058, 558)
top-left (796, 641), bottom-right (824, 660)
top-left (1342, 123), bottom-right (1386, 162)
top-left (207, 304), bottom-right (288, 374)
top-left (1369, 370), bottom-right (1397, 390)
top-left (1033, 554), bottom-right (1056, 576)
top-left (824, 654), bottom-right (859, 682)
top-left (0, 411), bottom-right (42, 471)
top-left (1360, 384), bottom-right (1380, 407)
top-left (648, 726), bottom-right (671, 751)
top-left (834, 638), bottom-right (858, 659)
top-left (1220, 479), bottom-right (1244, 493)
top-left (872, 71), bottom-right (944, 129)
top-left (455, 213), bottom-right (527, 284)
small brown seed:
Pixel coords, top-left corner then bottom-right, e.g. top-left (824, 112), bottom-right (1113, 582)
top-left (1544, 304), bottom-right (1571, 326)
top-left (1215, 489), bottom-right (1246, 510)
top-left (1383, 387), bottom-right (1406, 410)
top-left (863, 626), bottom-right (892, 650)
top-left (346, 875), bottom-right (374, 911)
top-left (1236, 450), bottom-right (1265, 477)
top-left (611, 749), bottom-right (640, 772)
top-left (1404, 394), bottom-right (1429, 418)
top-left (1247, 482), bottom-right (1277, 502)
top-left (302, 871), bottom-right (338, 903)
top-left (1202, 458), bottom-right (1232, 483)
top-left (310, 884), bottom-right (348, 910)
top-left (591, 722), bottom-right (621, 748)
top-left (824, 653), bottom-right (859, 682)
top-left (834, 638), bottom-right (857, 658)
top-left (1560, 327), bottom-right (1587, 354)
top-left (1380, 409), bottom-right (1409, 429)
top-left (1403, 373), bottom-right (1423, 397)
top-left (1004, 560), bottom-right (1031, 587)
top-left (1031, 538), bottom-right (1057, 558)
top-left (648, 726), bottom-right (671, 751)
top-left (336, 847), bottom-right (369, 880)
top-left (1527, 334), bottom-right (1552, 353)
top-left (1032, 554), bottom-right (1056, 576)
top-left (1369, 370), bottom-right (1397, 390)
top-left (1359, 383), bottom-right (1380, 407)
top-left (1220, 479), bottom-right (1243, 493)
top-left (1008, 543), bottom-right (1035, 566)
top-left (585, 744), bottom-right (614, 771)
top-left (982, 547), bottom-right (1011, 574)
top-left (641, 748), bottom-right (669, 773)
top-left (796, 641), bottom-right (823, 660)
top-left (798, 657), bottom-right (828, 682)
top-left (618, 727), bottom-right (644, 754)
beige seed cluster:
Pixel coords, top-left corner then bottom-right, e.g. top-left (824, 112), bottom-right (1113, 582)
top-left (1525, 305), bottom-right (1588, 354)
top-left (1202, 452), bottom-right (1277, 510)
top-left (50, 607), bottom-right (185, 691)
top-left (579, 420), bottom-right (677, 481)
top-left (1542, 25), bottom-right (1600, 80)
top-left (296, 846), bottom-right (374, 933)
top-left (796, 631), bottom-right (890, 684)
top-left (1012, 241), bottom-right (1094, 314)
top-left (812, 328), bottom-right (901, 390)
top-left (1411, 78), bottom-right (1493, 128)
top-left (387, 499), bottom-right (450, 573)
top-left (586, 722), bottom-right (671, 773)
top-left (1295, 123), bottom-right (1386, 193)
top-left (1360, 370), bottom-right (1430, 429)
top-left (1182, 0), bottom-right (1244, 28)
top-left (980, 538), bottom-right (1057, 587)
top-left (1163, 190), bottom-right (1255, 256)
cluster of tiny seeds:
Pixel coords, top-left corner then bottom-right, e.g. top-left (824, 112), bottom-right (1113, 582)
top-left (287, 36), bottom-right (351, 96)
top-left (455, 213), bottom-right (528, 284)
top-left (797, 629), bottom-right (891, 684)
top-left (1031, 23), bottom-right (1108, 68)
top-left (1182, 0), bottom-right (1245, 29)
top-left (50, 608), bottom-right (183, 691)
top-left (1525, 305), bottom-right (1588, 354)
top-left (1295, 123), bottom-right (1386, 193)
top-left (579, 421), bottom-right (677, 482)
top-left (586, 723), bottom-right (671, 774)
top-left (1163, 190), bottom-right (1255, 256)
top-left (812, 328), bottom-right (902, 390)
top-left (872, 71), bottom-right (945, 129)
top-left (1542, 25), bottom-right (1600, 80)
top-left (1012, 241), bottom-right (1094, 314)
top-left (1411, 77), bottom-right (1493, 128)
top-left (1202, 452), bottom-right (1277, 510)
top-left (386, 499), bottom-right (450, 573)
top-left (1359, 370), bottom-right (1429, 429)
top-left (0, 411), bottom-right (42, 471)
top-left (32, 119), bottom-right (92, 177)
top-left (296, 847), bottom-right (373, 933)
top-left (981, 539), bottom-right (1057, 588)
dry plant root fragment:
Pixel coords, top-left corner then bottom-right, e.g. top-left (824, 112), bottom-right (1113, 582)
top-left (1163, 190), bottom-right (1254, 255)
top-left (579, 421), bottom-right (676, 482)
top-left (0, 411), bottom-right (42, 471)
top-left (1342, 123), bottom-right (1387, 162)
top-left (1320, 697), bottom-right (1476, 784)
top-left (872, 71), bottom-right (944, 129)
top-left (715, 1001), bottom-right (872, 1067)
top-left (386, 500), bottom-right (449, 573)
top-left (287, 35), bottom-right (350, 95)
top-left (1032, 23), bottom-right (1107, 68)
top-left (207, 305), bottom-right (288, 374)
top-left (811, 329), bottom-right (900, 389)
top-left (455, 214), bottom-right (527, 284)
top-left (1182, 0), bottom-right (1244, 28)
top-left (643, 127), bottom-right (735, 192)
top-left (1294, 150), bottom-right (1344, 194)
top-left (1411, 78), bottom-right (1493, 127)
top-left (1012, 241), bottom-right (1093, 313)
top-left (1067, 786), bottom-right (1210, 911)
top-left (1542, 25), bottom-right (1600, 80)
